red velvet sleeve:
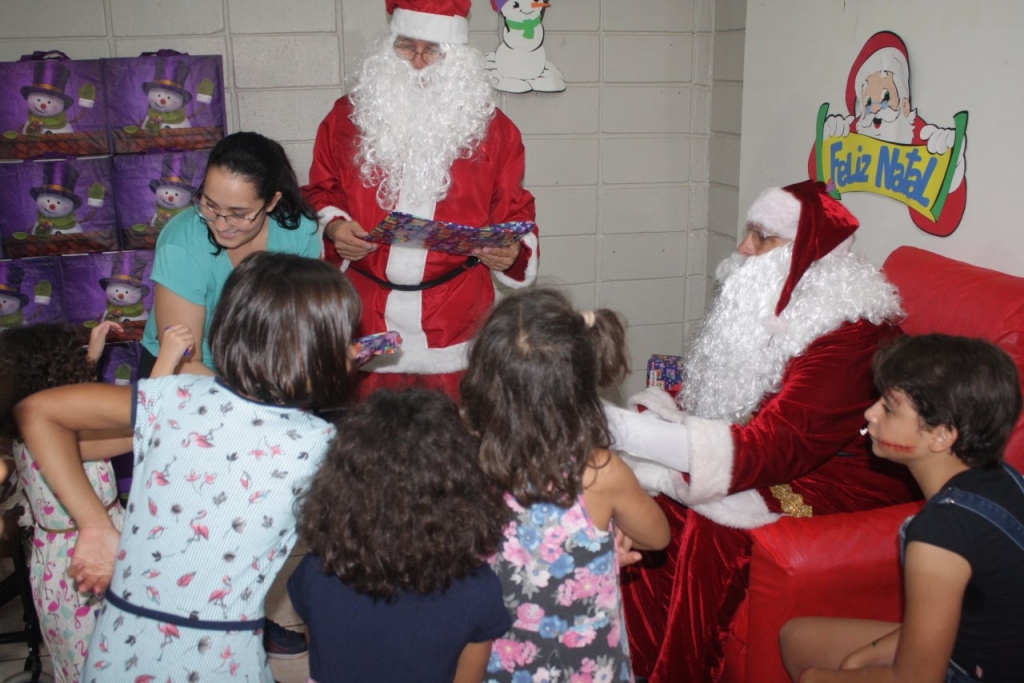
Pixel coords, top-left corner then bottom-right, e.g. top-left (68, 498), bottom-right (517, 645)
top-left (485, 109), bottom-right (538, 283)
top-left (728, 319), bottom-right (901, 493)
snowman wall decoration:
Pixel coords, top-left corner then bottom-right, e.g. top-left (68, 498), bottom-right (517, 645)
top-left (30, 161), bottom-right (105, 238)
top-left (148, 154), bottom-right (198, 229)
top-left (20, 59), bottom-right (96, 136)
top-left (484, 0), bottom-right (565, 93)
top-left (139, 57), bottom-right (213, 134)
top-left (100, 252), bottom-right (150, 323)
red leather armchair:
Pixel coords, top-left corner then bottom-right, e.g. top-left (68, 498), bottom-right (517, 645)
top-left (720, 246), bottom-right (1024, 682)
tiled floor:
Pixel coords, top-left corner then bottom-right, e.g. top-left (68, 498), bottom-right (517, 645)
top-left (0, 551), bottom-right (311, 682)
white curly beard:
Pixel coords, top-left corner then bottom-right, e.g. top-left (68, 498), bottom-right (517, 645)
top-left (350, 37), bottom-right (496, 212)
top-left (681, 244), bottom-right (903, 423)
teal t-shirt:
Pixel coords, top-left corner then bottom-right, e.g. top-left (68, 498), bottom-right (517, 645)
top-left (140, 209), bottom-right (322, 371)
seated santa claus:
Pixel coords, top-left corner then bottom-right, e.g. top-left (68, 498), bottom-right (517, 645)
top-left (605, 180), bottom-right (922, 682)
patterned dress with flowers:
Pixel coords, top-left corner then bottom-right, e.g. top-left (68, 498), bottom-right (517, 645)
top-left (82, 374), bottom-right (335, 682)
top-left (487, 493), bottom-right (634, 683)
top-left (14, 440), bottom-right (124, 683)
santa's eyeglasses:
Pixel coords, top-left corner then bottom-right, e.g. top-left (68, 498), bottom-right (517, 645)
top-left (393, 39), bottom-right (443, 65)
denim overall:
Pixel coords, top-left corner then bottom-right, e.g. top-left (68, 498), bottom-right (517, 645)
top-left (900, 464), bottom-right (1024, 682)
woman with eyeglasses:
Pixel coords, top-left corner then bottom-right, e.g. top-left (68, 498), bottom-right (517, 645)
top-left (139, 131), bottom-right (322, 377)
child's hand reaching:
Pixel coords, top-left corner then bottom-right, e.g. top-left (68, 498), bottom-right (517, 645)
top-left (70, 524), bottom-right (120, 594)
top-left (152, 325), bottom-right (196, 378)
top-left (86, 320), bottom-right (124, 364)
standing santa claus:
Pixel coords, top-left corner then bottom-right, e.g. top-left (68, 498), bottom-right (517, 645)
top-left (605, 180), bottom-right (921, 681)
top-left (304, 0), bottom-right (539, 399)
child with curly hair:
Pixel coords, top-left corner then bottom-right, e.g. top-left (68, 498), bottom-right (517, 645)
top-left (461, 288), bottom-right (671, 682)
top-left (14, 251), bottom-right (359, 682)
top-left (0, 319), bottom-right (191, 683)
top-left (780, 334), bottom-right (1024, 682)
top-left (290, 387), bottom-right (512, 682)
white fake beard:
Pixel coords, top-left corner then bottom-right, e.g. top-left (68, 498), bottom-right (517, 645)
top-left (856, 104), bottom-right (917, 144)
top-left (682, 244), bottom-right (903, 424)
top-left (682, 248), bottom-right (792, 423)
top-left (350, 37), bottom-right (496, 211)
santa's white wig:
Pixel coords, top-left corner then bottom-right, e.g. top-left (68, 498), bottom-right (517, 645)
top-left (350, 35), bottom-right (495, 211)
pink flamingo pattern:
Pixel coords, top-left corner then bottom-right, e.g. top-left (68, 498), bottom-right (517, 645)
top-left (82, 374), bottom-right (335, 681)
top-left (12, 439), bottom-right (123, 683)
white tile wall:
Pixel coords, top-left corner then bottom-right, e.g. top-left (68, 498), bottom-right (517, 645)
top-left (0, 0), bottom-right (741, 399)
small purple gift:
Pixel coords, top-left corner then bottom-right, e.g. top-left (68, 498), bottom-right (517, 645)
top-left (0, 52), bottom-right (109, 159)
top-left (113, 149), bottom-right (209, 250)
top-left (0, 156), bottom-right (118, 258)
top-left (646, 354), bottom-right (684, 397)
top-left (105, 51), bottom-right (224, 154)
top-left (0, 256), bottom-right (64, 329)
top-left (61, 249), bottom-right (154, 342)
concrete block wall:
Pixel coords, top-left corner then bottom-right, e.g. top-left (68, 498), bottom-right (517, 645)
top-left (706, 0), bottom-right (745, 322)
top-left (0, 0), bottom-right (723, 398)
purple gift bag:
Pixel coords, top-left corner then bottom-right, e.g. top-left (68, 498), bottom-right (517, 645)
top-left (105, 50), bottom-right (225, 154)
top-left (0, 51), bottom-right (109, 159)
top-left (0, 256), bottom-right (64, 329)
top-left (0, 156), bottom-right (118, 258)
top-left (113, 149), bottom-right (209, 250)
top-left (96, 340), bottom-right (141, 386)
top-left (61, 249), bottom-right (154, 342)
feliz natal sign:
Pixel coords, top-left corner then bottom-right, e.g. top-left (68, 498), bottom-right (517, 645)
top-left (814, 103), bottom-right (968, 222)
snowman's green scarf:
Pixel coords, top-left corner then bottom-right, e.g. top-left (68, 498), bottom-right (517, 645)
top-left (506, 16), bottom-right (542, 40)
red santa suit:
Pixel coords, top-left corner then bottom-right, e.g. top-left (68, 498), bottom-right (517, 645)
top-left (304, 96), bottom-right (539, 397)
top-left (607, 182), bottom-right (920, 681)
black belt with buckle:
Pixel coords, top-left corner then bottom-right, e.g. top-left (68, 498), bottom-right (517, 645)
top-left (349, 257), bottom-right (481, 292)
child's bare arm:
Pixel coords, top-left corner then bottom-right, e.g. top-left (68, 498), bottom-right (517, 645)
top-left (589, 451), bottom-right (670, 551)
top-left (452, 641), bottom-right (492, 683)
top-left (14, 383), bottom-right (132, 593)
top-left (152, 324), bottom-right (196, 378)
top-left (86, 320), bottom-right (124, 364)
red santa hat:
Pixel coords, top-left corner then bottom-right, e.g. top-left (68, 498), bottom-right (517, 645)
top-left (746, 180), bottom-right (860, 316)
top-left (846, 31), bottom-right (911, 117)
top-left (386, 0), bottom-right (471, 45)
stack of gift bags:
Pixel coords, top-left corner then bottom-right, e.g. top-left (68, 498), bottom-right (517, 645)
top-left (0, 49), bottom-right (225, 386)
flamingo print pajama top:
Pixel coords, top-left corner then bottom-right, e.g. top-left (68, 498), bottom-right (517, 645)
top-left (83, 374), bottom-right (335, 682)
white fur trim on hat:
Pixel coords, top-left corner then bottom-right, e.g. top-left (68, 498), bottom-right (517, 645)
top-left (746, 187), bottom-right (801, 241)
top-left (854, 46), bottom-right (910, 117)
top-left (390, 7), bottom-right (469, 44)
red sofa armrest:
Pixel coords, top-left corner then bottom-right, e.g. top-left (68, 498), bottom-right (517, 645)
top-left (740, 501), bottom-right (924, 681)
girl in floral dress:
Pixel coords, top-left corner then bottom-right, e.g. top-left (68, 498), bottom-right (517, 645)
top-left (461, 288), bottom-right (671, 683)
top-left (14, 252), bottom-right (360, 683)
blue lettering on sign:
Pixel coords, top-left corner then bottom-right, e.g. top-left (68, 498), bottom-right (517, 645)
top-left (829, 141), bottom-right (871, 187)
top-left (874, 146), bottom-right (936, 207)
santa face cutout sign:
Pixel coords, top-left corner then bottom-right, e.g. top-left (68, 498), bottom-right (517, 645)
top-left (808, 31), bottom-right (968, 236)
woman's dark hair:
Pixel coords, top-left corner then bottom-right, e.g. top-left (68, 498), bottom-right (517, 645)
top-left (460, 288), bottom-right (630, 507)
top-left (0, 324), bottom-right (94, 439)
top-left (873, 334), bottom-right (1022, 467)
top-left (297, 388), bottom-right (509, 599)
top-left (202, 131), bottom-right (317, 254)
top-left (209, 251), bottom-right (360, 410)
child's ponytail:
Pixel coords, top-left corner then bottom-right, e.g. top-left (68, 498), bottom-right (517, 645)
top-left (586, 309), bottom-right (629, 389)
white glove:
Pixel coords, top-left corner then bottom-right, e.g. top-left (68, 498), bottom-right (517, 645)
top-left (619, 453), bottom-right (683, 500)
top-left (823, 113), bottom-right (853, 139)
top-left (921, 124), bottom-right (966, 190)
top-left (603, 400), bottom-right (690, 472)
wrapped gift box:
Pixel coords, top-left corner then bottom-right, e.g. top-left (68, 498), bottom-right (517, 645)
top-left (647, 354), bottom-right (684, 396)
top-left (0, 156), bottom-right (118, 258)
top-left (0, 52), bottom-right (109, 159)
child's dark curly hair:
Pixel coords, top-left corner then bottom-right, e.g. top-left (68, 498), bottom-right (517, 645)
top-left (0, 324), bottom-right (95, 439)
top-left (296, 388), bottom-right (510, 600)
